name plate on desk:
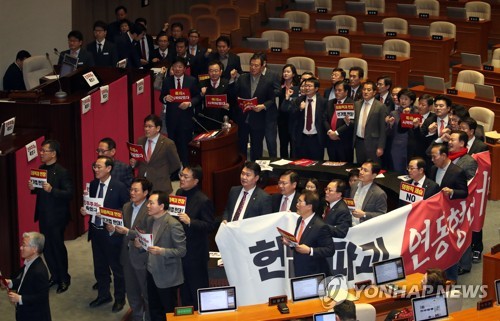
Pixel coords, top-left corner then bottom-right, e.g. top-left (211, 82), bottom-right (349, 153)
top-left (386, 31), bottom-right (397, 37)
top-left (269, 295), bottom-right (287, 306)
top-left (329, 50), bottom-right (340, 56)
top-left (483, 65), bottom-right (494, 71)
top-left (338, 28), bottom-right (349, 34)
top-left (447, 88), bottom-right (458, 95)
top-left (476, 299), bottom-right (493, 310)
top-left (317, 8), bottom-right (327, 13)
top-left (291, 27), bottom-right (302, 32)
top-left (432, 35), bottom-right (443, 40)
top-left (419, 13), bottom-right (429, 19)
top-left (271, 47), bottom-right (282, 52)
top-left (174, 306), bottom-right (194, 316)
top-left (469, 16), bottom-right (480, 22)
top-left (385, 54), bottom-right (396, 60)
top-left (367, 10), bottom-right (378, 15)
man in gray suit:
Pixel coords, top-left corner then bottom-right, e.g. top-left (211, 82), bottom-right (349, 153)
top-left (448, 130), bottom-right (478, 180)
top-left (350, 161), bottom-right (387, 225)
top-left (222, 161), bottom-right (272, 222)
top-left (138, 191), bottom-right (186, 320)
top-left (349, 81), bottom-right (387, 164)
top-left (114, 178), bottom-right (152, 321)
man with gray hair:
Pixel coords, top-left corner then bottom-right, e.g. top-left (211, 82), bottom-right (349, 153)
top-left (1, 232), bottom-right (51, 321)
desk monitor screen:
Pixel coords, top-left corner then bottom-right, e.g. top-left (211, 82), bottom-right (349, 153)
top-left (363, 22), bottom-right (385, 35)
top-left (361, 44), bottom-right (383, 57)
top-left (412, 294), bottom-right (449, 321)
top-left (247, 38), bottom-right (270, 50)
top-left (316, 19), bottom-right (336, 32)
top-left (345, 1), bottom-right (365, 14)
top-left (409, 24), bottom-right (430, 37)
top-left (461, 53), bottom-right (482, 68)
top-left (372, 257), bottom-right (406, 285)
top-left (495, 279), bottom-right (500, 305)
top-left (60, 54), bottom-right (78, 77)
top-left (397, 4), bottom-right (417, 16)
top-left (290, 273), bottom-right (325, 302)
top-left (446, 7), bottom-right (467, 20)
top-left (474, 84), bottom-right (495, 101)
top-left (305, 40), bottom-right (327, 52)
top-left (268, 17), bottom-right (290, 30)
top-left (313, 311), bottom-right (336, 321)
top-left (197, 286), bottom-right (237, 314)
top-left (424, 75), bottom-right (446, 93)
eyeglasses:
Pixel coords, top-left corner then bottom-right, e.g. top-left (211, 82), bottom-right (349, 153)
top-left (406, 167), bottom-right (419, 171)
top-left (178, 173), bottom-right (193, 179)
top-left (324, 188), bottom-right (337, 193)
top-left (39, 149), bottom-right (54, 153)
top-left (92, 164), bottom-right (105, 170)
top-left (96, 149), bottom-right (110, 154)
top-left (277, 181), bottom-right (289, 186)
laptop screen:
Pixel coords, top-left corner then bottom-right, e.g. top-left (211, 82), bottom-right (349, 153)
top-left (313, 311), bottom-right (336, 321)
top-left (412, 294), bottom-right (449, 321)
top-left (290, 273), bottom-right (325, 302)
top-left (197, 286), bottom-right (237, 314)
top-left (372, 257), bottom-right (406, 285)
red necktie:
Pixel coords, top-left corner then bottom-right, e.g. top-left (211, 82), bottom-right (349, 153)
top-left (232, 191), bottom-right (248, 221)
top-left (330, 102), bottom-right (339, 131)
top-left (306, 99), bottom-right (313, 131)
top-left (146, 139), bottom-right (153, 161)
top-left (177, 78), bottom-right (181, 89)
top-left (323, 205), bottom-right (330, 220)
top-left (296, 220), bottom-right (305, 243)
top-left (439, 119), bottom-right (445, 135)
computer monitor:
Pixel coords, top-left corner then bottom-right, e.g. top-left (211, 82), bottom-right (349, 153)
top-left (290, 273), bottom-right (325, 302)
top-left (345, 1), bottom-right (366, 14)
top-left (447, 7), bottom-right (467, 20)
top-left (461, 53), bottom-right (482, 68)
top-left (424, 75), bottom-right (446, 93)
top-left (363, 22), bottom-right (385, 35)
top-left (197, 286), bottom-right (237, 314)
top-left (495, 279), bottom-right (500, 305)
top-left (313, 311), bottom-right (336, 321)
top-left (305, 40), bottom-right (327, 52)
top-left (267, 17), bottom-right (291, 30)
top-left (60, 54), bottom-right (78, 77)
top-left (372, 257), bottom-right (406, 285)
top-left (361, 44), bottom-right (383, 57)
top-left (247, 38), bottom-right (270, 50)
top-left (316, 19), bottom-right (336, 32)
top-left (412, 294), bottom-right (449, 321)
top-left (409, 25), bottom-right (430, 37)
top-left (397, 4), bottom-right (417, 16)
top-left (475, 84), bottom-right (495, 101)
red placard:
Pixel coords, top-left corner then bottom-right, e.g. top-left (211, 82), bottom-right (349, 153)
top-left (205, 94), bottom-right (227, 108)
top-left (289, 158), bottom-right (317, 167)
top-left (400, 113), bottom-right (422, 128)
top-left (169, 88), bottom-right (191, 102)
top-left (127, 142), bottom-right (145, 161)
top-left (237, 97), bottom-right (257, 113)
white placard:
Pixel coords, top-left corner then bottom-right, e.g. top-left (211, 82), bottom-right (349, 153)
top-left (83, 195), bottom-right (103, 224)
top-left (136, 79), bottom-right (144, 95)
top-left (136, 228), bottom-right (153, 251)
top-left (3, 117), bottom-right (15, 136)
top-left (83, 71), bottom-right (99, 87)
top-left (100, 85), bottom-right (109, 103)
top-left (25, 140), bottom-right (38, 162)
top-left (81, 95), bottom-right (91, 114)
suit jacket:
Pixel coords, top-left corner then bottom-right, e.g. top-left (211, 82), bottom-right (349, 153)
top-left (230, 72), bottom-right (276, 131)
top-left (375, 93), bottom-right (395, 113)
top-left (188, 45), bottom-right (208, 77)
top-left (323, 199), bottom-right (352, 238)
top-left (12, 257), bottom-right (51, 321)
top-left (32, 163), bottom-right (73, 225)
top-left (350, 183), bottom-right (387, 222)
top-left (159, 74), bottom-right (201, 133)
top-left (454, 154), bottom-right (478, 180)
top-left (352, 99), bottom-right (387, 149)
top-left (199, 78), bottom-right (232, 130)
top-left (223, 186), bottom-right (272, 221)
top-left (293, 215), bottom-right (335, 277)
top-left (115, 33), bottom-right (141, 69)
top-left (207, 52), bottom-right (242, 80)
top-left (120, 200), bottom-right (149, 269)
top-left (57, 48), bottom-right (95, 67)
top-left (410, 177), bottom-right (441, 200)
top-left (271, 192), bottom-right (299, 213)
top-left (136, 135), bottom-right (181, 195)
top-left (350, 86), bottom-right (363, 101)
top-left (175, 186), bottom-right (215, 262)
top-left (149, 48), bottom-right (175, 65)
top-left (86, 40), bottom-right (118, 67)
top-left (413, 112), bottom-right (436, 158)
top-left (430, 162), bottom-right (468, 200)
top-left (144, 213), bottom-right (186, 288)
top-left (3, 62), bottom-right (25, 91)
top-left (323, 97), bottom-right (355, 142)
top-left (323, 86), bottom-right (335, 101)
top-left (468, 138), bottom-right (488, 155)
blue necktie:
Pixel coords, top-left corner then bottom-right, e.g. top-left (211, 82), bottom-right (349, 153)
top-left (95, 183), bottom-right (105, 226)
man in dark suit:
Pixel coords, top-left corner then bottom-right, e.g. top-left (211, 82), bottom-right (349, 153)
top-left (422, 95), bottom-right (453, 152)
top-left (96, 137), bottom-right (133, 188)
top-left (406, 157), bottom-right (440, 200)
top-left (2, 50), bottom-right (30, 91)
top-left (170, 38), bottom-right (200, 78)
top-left (429, 144), bottom-right (468, 200)
top-left (175, 166), bottom-right (215, 310)
top-left (283, 77), bottom-right (326, 160)
top-left (208, 35), bottom-right (242, 80)
top-left (375, 75), bottom-right (395, 113)
top-left (114, 178), bottom-right (152, 321)
top-left (282, 191), bottom-right (335, 277)
top-left (159, 56), bottom-right (200, 165)
top-left (115, 23), bottom-right (145, 69)
top-left (87, 21), bottom-right (118, 67)
top-left (272, 171), bottom-right (300, 213)
top-left (3, 232), bottom-right (51, 321)
top-left (149, 32), bottom-right (174, 66)
top-left (80, 156), bottom-right (129, 312)
top-left (58, 30), bottom-right (94, 67)
top-left (324, 80), bottom-right (354, 162)
top-left (413, 94), bottom-right (436, 160)
top-left (135, 18), bottom-right (155, 69)
top-left (323, 68), bottom-right (346, 101)
top-left (351, 81), bottom-right (387, 164)
top-left (187, 29), bottom-right (211, 77)
top-left (448, 130), bottom-right (478, 180)
top-left (131, 114), bottom-right (181, 195)
top-left (350, 161), bottom-right (387, 225)
top-left (229, 53), bottom-right (276, 160)
top-left (223, 161), bottom-right (272, 222)
top-left (323, 179), bottom-right (352, 238)
top-left (106, 5), bottom-right (129, 42)
top-left (139, 191), bottom-right (186, 319)
top-left (459, 117), bottom-right (488, 155)
top-left (28, 140), bottom-right (72, 294)
top-left (348, 67), bottom-right (364, 101)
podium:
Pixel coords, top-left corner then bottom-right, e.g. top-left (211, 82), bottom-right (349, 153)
top-left (188, 123), bottom-right (244, 216)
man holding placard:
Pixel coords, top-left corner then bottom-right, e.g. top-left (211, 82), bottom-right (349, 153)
top-left (401, 157), bottom-right (440, 204)
top-left (28, 139), bottom-right (73, 294)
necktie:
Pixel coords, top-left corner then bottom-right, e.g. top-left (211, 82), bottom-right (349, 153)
top-left (96, 183), bottom-right (105, 226)
top-left (141, 39), bottom-right (146, 60)
top-left (280, 196), bottom-right (289, 212)
top-left (323, 204), bottom-right (330, 220)
top-left (161, 52), bottom-right (165, 59)
top-left (439, 119), bottom-right (445, 135)
top-left (232, 191), bottom-right (248, 221)
top-left (177, 78), bottom-right (181, 89)
top-left (97, 43), bottom-right (102, 54)
top-left (330, 102), bottom-right (339, 131)
top-left (146, 139), bottom-right (153, 161)
top-left (17, 265), bottom-right (27, 292)
top-left (212, 80), bottom-right (217, 89)
top-left (413, 181), bottom-right (419, 186)
top-left (306, 99), bottom-right (313, 131)
top-left (351, 89), bottom-right (356, 99)
top-left (360, 101), bottom-right (370, 138)
top-left (296, 219), bottom-right (305, 243)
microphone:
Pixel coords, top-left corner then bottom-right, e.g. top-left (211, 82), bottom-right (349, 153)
top-left (191, 116), bottom-right (209, 133)
top-left (198, 113), bottom-right (223, 125)
top-left (223, 115), bottom-right (231, 129)
top-left (45, 53), bottom-right (67, 98)
top-left (53, 48), bottom-right (60, 56)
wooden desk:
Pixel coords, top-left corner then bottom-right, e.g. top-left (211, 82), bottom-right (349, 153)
top-left (449, 305), bottom-right (500, 320)
top-left (482, 252), bottom-right (500, 302)
top-left (260, 29), bottom-right (453, 82)
top-left (292, 10), bottom-right (491, 61)
top-left (452, 64), bottom-right (500, 95)
top-left (487, 144), bottom-right (500, 201)
top-left (166, 274), bottom-right (422, 320)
